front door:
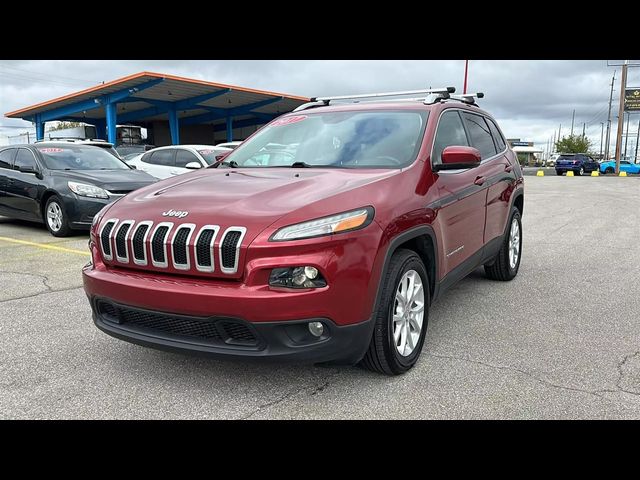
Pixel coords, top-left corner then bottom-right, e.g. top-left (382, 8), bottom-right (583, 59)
top-left (3, 148), bottom-right (43, 221)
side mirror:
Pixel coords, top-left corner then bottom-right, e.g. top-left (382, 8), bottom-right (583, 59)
top-left (185, 162), bottom-right (202, 170)
top-left (129, 164), bottom-right (137, 169)
top-left (18, 165), bottom-right (39, 175)
top-left (433, 146), bottom-right (482, 171)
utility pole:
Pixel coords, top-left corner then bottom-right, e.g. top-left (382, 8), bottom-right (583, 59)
top-left (614, 61), bottom-right (628, 174)
top-left (604, 70), bottom-right (616, 162)
top-left (623, 112), bottom-right (630, 159)
top-left (582, 122), bottom-right (585, 137)
top-left (558, 124), bottom-right (562, 141)
top-left (571, 109), bottom-right (575, 135)
top-left (600, 122), bottom-right (604, 158)
top-left (463, 60), bottom-right (469, 94)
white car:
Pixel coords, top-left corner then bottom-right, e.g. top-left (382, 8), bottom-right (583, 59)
top-left (127, 144), bottom-right (231, 179)
top-left (216, 141), bottom-right (243, 150)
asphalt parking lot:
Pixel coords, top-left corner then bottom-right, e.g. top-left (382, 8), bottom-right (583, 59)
top-left (1, 176), bottom-right (639, 419)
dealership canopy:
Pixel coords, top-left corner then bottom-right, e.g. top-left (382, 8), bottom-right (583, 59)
top-left (4, 71), bottom-right (310, 144)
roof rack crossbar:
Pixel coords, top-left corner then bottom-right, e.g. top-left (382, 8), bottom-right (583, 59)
top-left (312, 87), bottom-right (455, 103)
top-left (450, 92), bottom-right (484, 104)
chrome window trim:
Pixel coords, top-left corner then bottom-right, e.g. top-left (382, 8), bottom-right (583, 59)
top-left (99, 218), bottom-right (119, 261)
top-left (131, 220), bottom-right (154, 266)
top-left (170, 223), bottom-right (196, 271)
top-left (194, 225), bottom-right (220, 273)
top-left (114, 220), bottom-right (135, 264)
top-left (150, 221), bottom-right (174, 268)
top-left (219, 226), bottom-right (247, 275)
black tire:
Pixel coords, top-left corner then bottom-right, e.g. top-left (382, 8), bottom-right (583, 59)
top-left (360, 249), bottom-right (430, 375)
top-left (44, 195), bottom-right (72, 237)
top-left (556, 170), bottom-right (563, 176)
top-left (577, 167), bottom-right (584, 176)
top-left (605, 167), bottom-right (614, 174)
top-left (484, 207), bottom-right (522, 281)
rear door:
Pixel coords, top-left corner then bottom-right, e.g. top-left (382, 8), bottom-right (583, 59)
top-left (430, 109), bottom-right (487, 277)
top-left (464, 113), bottom-right (516, 245)
top-left (0, 148), bottom-right (17, 210)
top-left (139, 149), bottom-right (176, 179)
top-left (3, 148), bottom-right (44, 220)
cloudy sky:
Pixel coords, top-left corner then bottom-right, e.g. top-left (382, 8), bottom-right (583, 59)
top-left (1, 60), bottom-right (639, 155)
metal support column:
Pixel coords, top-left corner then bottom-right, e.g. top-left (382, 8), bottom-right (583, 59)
top-left (168, 107), bottom-right (180, 145)
top-left (35, 116), bottom-right (44, 141)
top-left (105, 102), bottom-right (117, 144)
top-left (226, 116), bottom-right (233, 142)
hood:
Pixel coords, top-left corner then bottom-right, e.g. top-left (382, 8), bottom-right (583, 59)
top-left (51, 169), bottom-right (156, 191)
top-left (98, 167), bottom-right (398, 278)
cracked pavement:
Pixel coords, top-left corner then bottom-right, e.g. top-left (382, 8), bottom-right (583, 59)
top-left (1, 177), bottom-right (640, 419)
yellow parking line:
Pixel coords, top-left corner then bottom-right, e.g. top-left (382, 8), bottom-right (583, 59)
top-left (0, 236), bottom-right (89, 256)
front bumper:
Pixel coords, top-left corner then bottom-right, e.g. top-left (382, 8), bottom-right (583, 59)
top-left (63, 193), bottom-right (118, 229)
top-left (90, 296), bottom-right (373, 364)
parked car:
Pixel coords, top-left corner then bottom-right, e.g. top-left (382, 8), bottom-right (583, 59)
top-left (36, 138), bottom-right (122, 158)
top-left (83, 87), bottom-right (524, 375)
top-left (216, 141), bottom-right (243, 150)
top-left (0, 142), bottom-right (156, 236)
top-left (555, 153), bottom-right (599, 176)
top-left (122, 152), bottom-right (144, 164)
top-left (127, 144), bottom-right (232, 179)
top-left (599, 160), bottom-right (640, 175)
top-left (116, 144), bottom-right (155, 158)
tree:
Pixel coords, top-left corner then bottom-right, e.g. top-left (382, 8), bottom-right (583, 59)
top-left (555, 134), bottom-right (591, 154)
top-left (48, 121), bottom-right (82, 132)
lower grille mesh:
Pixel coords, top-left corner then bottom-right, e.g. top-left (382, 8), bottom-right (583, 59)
top-left (96, 301), bottom-right (259, 347)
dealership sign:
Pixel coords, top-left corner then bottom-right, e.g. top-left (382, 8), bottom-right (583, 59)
top-left (625, 89), bottom-right (640, 111)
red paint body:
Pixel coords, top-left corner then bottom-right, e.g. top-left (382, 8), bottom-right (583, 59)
top-left (83, 101), bottom-right (524, 334)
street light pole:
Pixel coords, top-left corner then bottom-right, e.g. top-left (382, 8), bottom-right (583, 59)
top-left (600, 122), bottom-right (604, 158)
top-left (604, 70), bottom-right (616, 162)
top-left (624, 112), bottom-right (630, 159)
top-left (571, 109), bottom-right (575, 136)
top-left (614, 60), bottom-right (628, 174)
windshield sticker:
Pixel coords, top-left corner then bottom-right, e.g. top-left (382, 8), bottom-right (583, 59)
top-left (38, 148), bottom-right (64, 153)
top-left (270, 115), bottom-right (307, 127)
top-left (198, 150), bottom-right (215, 155)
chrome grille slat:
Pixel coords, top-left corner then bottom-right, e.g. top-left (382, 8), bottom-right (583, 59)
top-left (99, 219), bottom-right (118, 261)
top-left (170, 223), bottom-right (195, 270)
top-left (115, 220), bottom-right (134, 263)
top-left (132, 221), bottom-right (153, 266)
top-left (194, 225), bottom-right (220, 273)
top-left (219, 227), bottom-right (247, 274)
top-left (150, 222), bottom-right (173, 268)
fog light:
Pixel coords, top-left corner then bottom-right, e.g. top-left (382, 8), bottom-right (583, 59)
top-left (269, 266), bottom-right (327, 288)
top-left (308, 321), bottom-right (324, 337)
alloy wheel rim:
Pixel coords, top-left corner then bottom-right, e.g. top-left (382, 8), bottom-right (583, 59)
top-left (508, 218), bottom-right (520, 269)
top-left (392, 269), bottom-right (425, 357)
top-left (47, 202), bottom-right (63, 232)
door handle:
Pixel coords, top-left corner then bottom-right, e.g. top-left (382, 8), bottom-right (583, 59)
top-left (474, 176), bottom-right (486, 186)
top-left (504, 165), bottom-right (514, 173)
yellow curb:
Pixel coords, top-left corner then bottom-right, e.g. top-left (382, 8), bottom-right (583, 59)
top-left (566, 171), bottom-right (574, 177)
top-left (591, 171), bottom-right (599, 176)
top-left (0, 236), bottom-right (89, 255)
top-left (619, 171), bottom-right (627, 176)
top-left (536, 170), bottom-right (545, 176)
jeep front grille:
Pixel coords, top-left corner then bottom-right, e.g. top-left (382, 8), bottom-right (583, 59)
top-left (98, 220), bottom-right (244, 276)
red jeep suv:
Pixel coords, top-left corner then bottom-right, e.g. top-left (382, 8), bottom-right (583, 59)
top-left (83, 87), bottom-right (524, 375)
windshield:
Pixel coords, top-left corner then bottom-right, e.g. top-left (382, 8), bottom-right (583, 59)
top-left (197, 148), bottom-right (231, 165)
top-left (222, 110), bottom-right (428, 169)
top-left (37, 145), bottom-right (132, 170)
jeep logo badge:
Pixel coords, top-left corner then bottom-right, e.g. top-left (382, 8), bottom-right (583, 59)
top-left (162, 209), bottom-right (189, 219)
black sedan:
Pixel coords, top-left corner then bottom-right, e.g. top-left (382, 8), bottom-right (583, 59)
top-left (0, 142), bottom-right (156, 236)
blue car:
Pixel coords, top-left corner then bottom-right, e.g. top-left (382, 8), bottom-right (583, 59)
top-left (555, 153), bottom-right (600, 176)
top-left (600, 160), bottom-right (640, 175)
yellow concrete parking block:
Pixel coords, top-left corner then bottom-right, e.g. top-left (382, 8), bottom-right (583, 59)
top-left (566, 171), bottom-right (574, 176)
top-left (591, 171), bottom-right (599, 176)
top-left (536, 170), bottom-right (545, 176)
top-left (619, 171), bottom-right (627, 177)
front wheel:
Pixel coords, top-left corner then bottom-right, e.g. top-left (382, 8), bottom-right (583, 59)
top-left (360, 249), bottom-right (429, 375)
top-left (605, 167), bottom-right (614, 174)
top-left (577, 167), bottom-right (584, 176)
top-left (44, 195), bottom-right (72, 237)
top-left (484, 207), bottom-right (522, 281)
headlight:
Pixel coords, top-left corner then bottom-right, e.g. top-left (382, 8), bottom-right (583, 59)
top-left (68, 181), bottom-right (109, 199)
top-left (270, 207), bottom-right (374, 241)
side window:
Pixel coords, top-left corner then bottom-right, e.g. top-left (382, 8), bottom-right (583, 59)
top-left (14, 149), bottom-right (38, 171)
top-left (486, 118), bottom-right (506, 152)
top-left (432, 110), bottom-right (469, 165)
top-left (0, 149), bottom-right (16, 169)
top-left (462, 112), bottom-right (498, 160)
top-left (145, 149), bottom-right (175, 167)
top-left (175, 150), bottom-right (200, 168)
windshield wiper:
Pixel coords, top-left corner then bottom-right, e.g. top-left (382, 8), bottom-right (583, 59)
top-left (217, 160), bottom-right (239, 168)
top-left (289, 162), bottom-right (314, 168)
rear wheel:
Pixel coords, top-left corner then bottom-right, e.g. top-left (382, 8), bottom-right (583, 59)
top-left (360, 249), bottom-right (429, 375)
top-left (485, 207), bottom-right (522, 281)
top-left (44, 195), bottom-right (72, 237)
top-left (605, 167), bottom-right (614, 174)
top-left (577, 167), bottom-right (584, 176)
